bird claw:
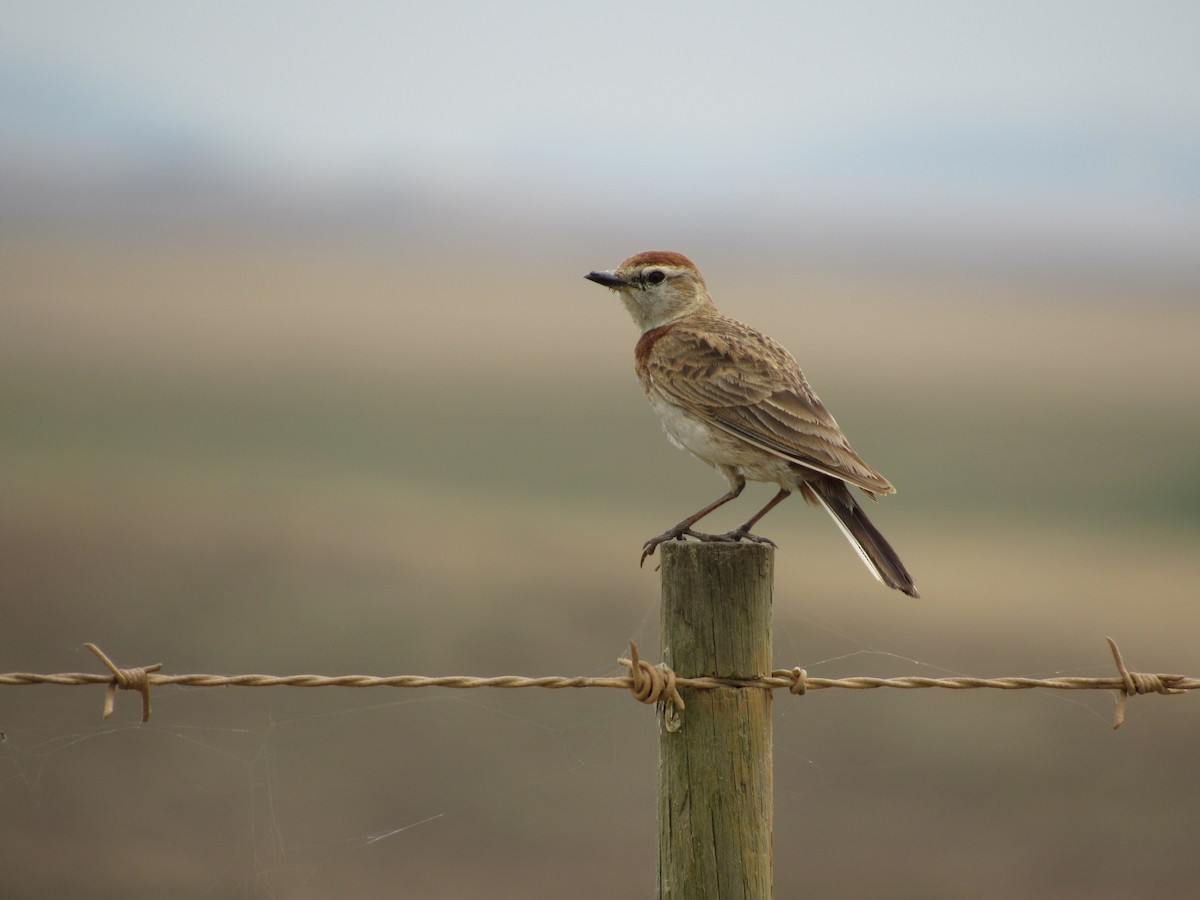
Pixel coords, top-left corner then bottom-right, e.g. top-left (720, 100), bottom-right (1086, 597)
top-left (640, 525), bottom-right (706, 566)
top-left (640, 525), bottom-right (776, 566)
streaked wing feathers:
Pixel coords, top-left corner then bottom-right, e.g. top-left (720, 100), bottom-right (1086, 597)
top-left (641, 317), bottom-right (895, 494)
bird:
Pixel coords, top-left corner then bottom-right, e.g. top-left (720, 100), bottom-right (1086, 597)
top-left (585, 250), bottom-right (918, 597)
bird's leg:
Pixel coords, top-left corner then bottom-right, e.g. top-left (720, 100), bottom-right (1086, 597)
top-left (640, 478), bottom-right (745, 567)
top-left (707, 488), bottom-right (791, 547)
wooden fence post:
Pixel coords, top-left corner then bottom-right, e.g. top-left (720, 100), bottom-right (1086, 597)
top-left (658, 540), bottom-right (774, 900)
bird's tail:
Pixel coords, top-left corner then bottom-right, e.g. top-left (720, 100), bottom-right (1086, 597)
top-left (801, 478), bottom-right (919, 598)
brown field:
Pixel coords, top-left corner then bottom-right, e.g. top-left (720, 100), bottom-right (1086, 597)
top-left (2, 231), bottom-right (1198, 898)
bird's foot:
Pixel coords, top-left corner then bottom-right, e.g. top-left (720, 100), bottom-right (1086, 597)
top-left (640, 525), bottom-right (713, 567)
top-left (640, 524), bottom-right (776, 566)
top-left (700, 526), bottom-right (777, 548)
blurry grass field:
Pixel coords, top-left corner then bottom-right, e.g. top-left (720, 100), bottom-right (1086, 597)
top-left (2, 234), bottom-right (1199, 898)
top-left (5, 361), bottom-right (1198, 522)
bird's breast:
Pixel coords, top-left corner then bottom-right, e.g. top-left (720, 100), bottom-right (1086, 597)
top-left (645, 391), bottom-right (717, 457)
top-left (644, 388), bottom-right (803, 487)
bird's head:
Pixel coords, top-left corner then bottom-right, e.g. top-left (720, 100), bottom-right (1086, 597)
top-left (585, 250), bottom-right (713, 332)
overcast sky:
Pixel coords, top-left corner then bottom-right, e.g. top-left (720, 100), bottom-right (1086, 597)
top-left (4, 1), bottom-right (1198, 258)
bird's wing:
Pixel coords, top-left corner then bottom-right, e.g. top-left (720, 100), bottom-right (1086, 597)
top-left (643, 318), bottom-right (895, 494)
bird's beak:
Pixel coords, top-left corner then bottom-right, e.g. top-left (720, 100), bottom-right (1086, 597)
top-left (584, 270), bottom-right (628, 289)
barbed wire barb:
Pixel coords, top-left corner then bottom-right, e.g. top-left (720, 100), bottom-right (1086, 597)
top-left (618, 641), bottom-right (685, 711)
top-left (83, 642), bottom-right (161, 723)
top-left (1106, 636), bottom-right (1185, 729)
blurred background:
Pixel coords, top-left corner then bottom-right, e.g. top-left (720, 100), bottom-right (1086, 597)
top-left (2, 2), bottom-right (1199, 897)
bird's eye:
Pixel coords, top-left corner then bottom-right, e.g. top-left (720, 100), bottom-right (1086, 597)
top-left (645, 270), bottom-right (666, 285)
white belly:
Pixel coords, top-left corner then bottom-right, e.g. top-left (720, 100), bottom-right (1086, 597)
top-left (646, 391), bottom-right (798, 487)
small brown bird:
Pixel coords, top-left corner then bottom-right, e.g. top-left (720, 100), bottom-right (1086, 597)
top-left (585, 250), bottom-right (918, 597)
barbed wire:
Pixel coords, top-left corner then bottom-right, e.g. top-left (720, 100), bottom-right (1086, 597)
top-left (1, 638), bottom-right (1193, 729)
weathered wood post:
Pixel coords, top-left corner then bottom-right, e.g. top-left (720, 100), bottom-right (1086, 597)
top-left (658, 541), bottom-right (774, 900)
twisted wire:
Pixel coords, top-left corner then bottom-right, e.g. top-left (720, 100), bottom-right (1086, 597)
top-left (1, 638), bottom-right (1191, 729)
